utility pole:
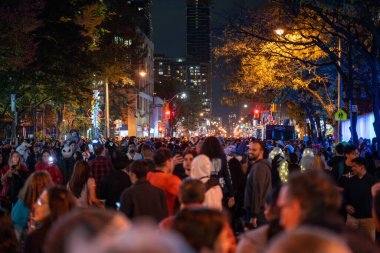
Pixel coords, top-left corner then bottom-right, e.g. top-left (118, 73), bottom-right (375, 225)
top-left (105, 79), bottom-right (110, 138)
top-left (337, 38), bottom-right (342, 142)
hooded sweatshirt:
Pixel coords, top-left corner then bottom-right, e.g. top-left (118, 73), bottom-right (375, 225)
top-left (191, 155), bottom-right (223, 210)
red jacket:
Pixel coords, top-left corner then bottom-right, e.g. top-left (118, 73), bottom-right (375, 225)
top-left (0, 164), bottom-right (29, 200)
top-left (35, 162), bottom-right (63, 185)
top-left (147, 171), bottom-right (181, 215)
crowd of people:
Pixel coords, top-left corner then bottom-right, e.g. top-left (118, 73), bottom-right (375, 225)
top-left (0, 135), bottom-right (380, 253)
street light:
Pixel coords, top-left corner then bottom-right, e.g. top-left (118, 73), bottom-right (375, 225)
top-left (274, 28), bottom-right (285, 36)
top-left (200, 112), bottom-right (204, 117)
top-left (243, 104), bottom-right (248, 108)
top-left (168, 92), bottom-right (187, 103)
top-left (139, 70), bottom-right (147, 78)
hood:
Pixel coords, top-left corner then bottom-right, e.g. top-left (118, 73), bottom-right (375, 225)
top-left (191, 154), bottom-right (212, 180)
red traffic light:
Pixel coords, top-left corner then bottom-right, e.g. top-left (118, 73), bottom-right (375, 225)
top-left (253, 109), bottom-right (260, 119)
top-left (165, 110), bottom-right (171, 120)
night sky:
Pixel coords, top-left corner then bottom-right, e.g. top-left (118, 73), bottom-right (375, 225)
top-left (152, 0), bottom-right (267, 121)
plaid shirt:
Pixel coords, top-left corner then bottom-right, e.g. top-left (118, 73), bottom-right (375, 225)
top-left (88, 156), bottom-right (113, 186)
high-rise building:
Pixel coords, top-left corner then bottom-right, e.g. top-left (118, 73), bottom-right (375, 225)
top-left (154, 55), bottom-right (209, 113)
top-left (186, 0), bottom-right (211, 63)
top-left (186, 0), bottom-right (212, 114)
top-left (127, 0), bottom-right (153, 38)
top-left (228, 113), bottom-right (237, 136)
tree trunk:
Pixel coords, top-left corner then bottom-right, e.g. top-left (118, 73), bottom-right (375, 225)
top-left (322, 116), bottom-right (327, 141)
top-left (6, 124), bottom-right (11, 142)
top-left (56, 104), bottom-right (64, 141)
top-left (349, 100), bottom-right (358, 146)
top-left (33, 108), bottom-right (37, 138)
top-left (315, 115), bottom-right (322, 140)
top-left (305, 106), bottom-right (317, 142)
top-left (347, 40), bottom-right (359, 146)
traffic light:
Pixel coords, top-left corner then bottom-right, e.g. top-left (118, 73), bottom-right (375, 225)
top-left (165, 110), bottom-right (171, 120)
top-left (253, 109), bottom-right (260, 119)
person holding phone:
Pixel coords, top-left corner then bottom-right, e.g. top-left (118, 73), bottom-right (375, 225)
top-left (35, 150), bottom-right (63, 185)
top-left (0, 151), bottom-right (29, 210)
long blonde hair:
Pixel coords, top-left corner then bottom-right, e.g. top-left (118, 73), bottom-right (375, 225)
top-left (8, 151), bottom-right (22, 169)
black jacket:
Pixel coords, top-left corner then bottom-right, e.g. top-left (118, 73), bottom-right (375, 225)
top-left (210, 155), bottom-right (234, 198)
top-left (244, 159), bottom-right (272, 218)
top-left (99, 170), bottom-right (132, 209)
top-left (327, 155), bottom-right (346, 184)
top-left (120, 179), bottom-right (168, 222)
top-left (24, 222), bottom-right (51, 253)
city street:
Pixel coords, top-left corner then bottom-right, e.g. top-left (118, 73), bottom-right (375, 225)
top-left (0, 0), bottom-right (380, 253)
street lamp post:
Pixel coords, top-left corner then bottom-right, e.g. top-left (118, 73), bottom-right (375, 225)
top-left (105, 79), bottom-right (110, 138)
top-left (137, 70), bottom-right (147, 137)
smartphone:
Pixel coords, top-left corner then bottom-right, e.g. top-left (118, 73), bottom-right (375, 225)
top-left (88, 144), bottom-right (94, 154)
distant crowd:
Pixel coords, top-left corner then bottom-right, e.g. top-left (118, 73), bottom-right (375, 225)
top-left (0, 135), bottom-right (380, 253)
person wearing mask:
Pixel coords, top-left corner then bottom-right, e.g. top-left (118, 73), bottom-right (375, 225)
top-left (25, 186), bottom-right (76, 253)
top-left (98, 153), bottom-right (132, 209)
top-left (147, 148), bottom-right (181, 215)
top-left (344, 157), bottom-right (378, 241)
top-left (0, 151), bottom-right (29, 210)
top-left (244, 141), bottom-right (272, 228)
top-left (11, 171), bottom-right (53, 239)
top-left (120, 160), bottom-right (168, 222)
top-left (35, 150), bottom-right (63, 185)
